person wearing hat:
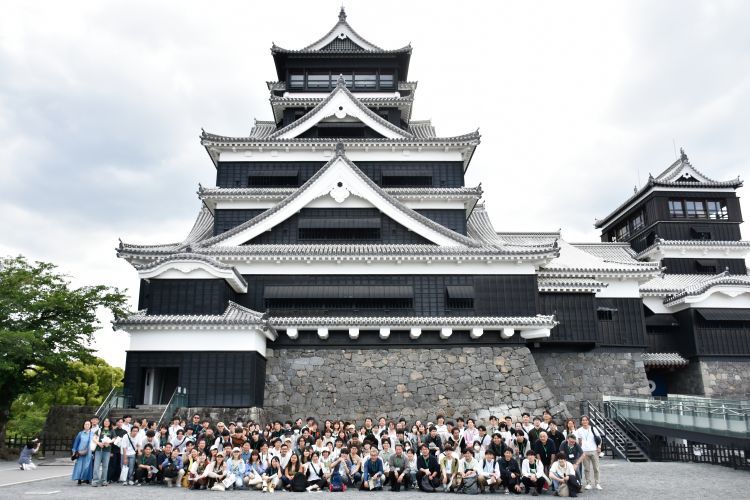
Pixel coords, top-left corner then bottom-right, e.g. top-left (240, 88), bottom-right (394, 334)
top-left (225, 447), bottom-right (247, 490)
top-left (205, 451), bottom-right (228, 491)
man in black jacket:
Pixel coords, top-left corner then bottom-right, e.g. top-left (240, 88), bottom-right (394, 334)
top-left (423, 427), bottom-right (442, 455)
top-left (533, 432), bottom-right (556, 473)
top-left (498, 448), bottom-right (523, 494)
top-left (487, 433), bottom-right (507, 460)
top-left (416, 444), bottom-right (440, 492)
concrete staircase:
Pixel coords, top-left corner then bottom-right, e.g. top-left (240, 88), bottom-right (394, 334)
top-left (108, 404), bottom-right (167, 424)
top-left (581, 400), bottom-right (649, 462)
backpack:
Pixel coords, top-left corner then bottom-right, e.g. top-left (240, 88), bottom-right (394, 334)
top-left (457, 475), bottom-right (480, 495)
top-left (163, 459), bottom-right (178, 478)
top-left (329, 471), bottom-right (346, 492)
top-left (291, 472), bottom-right (308, 492)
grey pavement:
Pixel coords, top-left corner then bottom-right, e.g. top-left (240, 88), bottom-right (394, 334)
top-left (0, 458), bottom-right (749, 500)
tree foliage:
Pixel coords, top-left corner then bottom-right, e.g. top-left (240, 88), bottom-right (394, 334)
top-left (0, 256), bottom-right (128, 445)
top-left (7, 358), bottom-right (124, 436)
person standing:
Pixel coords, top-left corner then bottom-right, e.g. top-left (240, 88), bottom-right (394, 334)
top-left (91, 417), bottom-right (115, 486)
top-left (71, 420), bottom-right (94, 485)
top-left (575, 415), bottom-right (602, 490)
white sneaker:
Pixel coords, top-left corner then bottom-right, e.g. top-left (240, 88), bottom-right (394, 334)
top-left (596, 484), bottom-right (603, 490)
top-left (585, 484), bottom-right (592, 490)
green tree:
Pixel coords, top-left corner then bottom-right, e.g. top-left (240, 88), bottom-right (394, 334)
top-left (0, 256), bottom-right (128, 450)
top-left (7, 358), bottom-right (124, 436)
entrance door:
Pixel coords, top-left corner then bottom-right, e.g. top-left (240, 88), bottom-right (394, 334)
top-left (142, 367), bottom-right (180, 405)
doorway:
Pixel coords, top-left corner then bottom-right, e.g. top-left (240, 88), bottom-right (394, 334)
top-left (142, 367), bottom-right (179, 404)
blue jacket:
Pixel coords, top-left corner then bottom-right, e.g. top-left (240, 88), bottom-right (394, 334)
top-left (72, 430), bottom-right (91, 454)
top-left (362, 457), bottom-right (384, 481)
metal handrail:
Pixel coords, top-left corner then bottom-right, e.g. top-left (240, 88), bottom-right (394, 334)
top-left (158, 387), bottom-right (189, 426)
top-left (602, 400), bottom-right (650, 453)
top-left (95, 387), bottom-right (118, 419)
top-left (581, 401), bottom-right (631, 461)
top-left (604, 396), bottom-right (750, 417)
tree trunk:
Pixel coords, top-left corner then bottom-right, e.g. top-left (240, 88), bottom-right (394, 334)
top-left (0, 383), bottom-right (16, 454)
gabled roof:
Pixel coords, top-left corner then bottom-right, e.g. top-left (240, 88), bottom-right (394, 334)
top-left (115, 302), bottom-right (276, 338)
top-left (197, 147), bottom-right (482, 248)
top-left (466, 204), bottom-right (559, 252)
top-left (408, 120), bottom-right (436, 138)
top-left (134, 252), bottom-right (248, 293)
top-left (642, 353), bottom-right (689, 367)
top-left (271, 7), bottom-right (409, 54)
top-left (267, 79), bottom-right (413, 140)
top-left (595, 148), bottom-right (743, 229)
top-left (249, 120), bottom-right (276, 139)
top-left (269, 94), bottom-right (414, 123)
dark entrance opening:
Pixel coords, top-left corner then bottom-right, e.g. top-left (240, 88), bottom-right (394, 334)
top-left (142, 367), bottom-right (179, 405)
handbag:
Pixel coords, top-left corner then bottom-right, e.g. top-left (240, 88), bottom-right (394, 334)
top-left (71, 451), bottom-right (79, 461)
top-left (119, 461), bottom-right (129, 483)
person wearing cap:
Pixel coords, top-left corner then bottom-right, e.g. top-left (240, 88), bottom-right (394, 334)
top-left (226, 447), bottom-right (247, 489)
top-left (205, 452), bottom-right (228, 491)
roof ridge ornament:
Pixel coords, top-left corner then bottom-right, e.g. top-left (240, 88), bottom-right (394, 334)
top-left (339, 6), bottom-right (347, 21)
top-left (336, 74), bottom-right (347, 87)
top-left (680, 147), bottom-right (690, 164)
top-left (335, 142), bottom-right (346, 156)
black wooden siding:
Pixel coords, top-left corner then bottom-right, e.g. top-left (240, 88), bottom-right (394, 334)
top-left (595, 298), bottom-right (648, 347)
top-left (243, 208), bottom-right (432, 245)
top-left (212, 208), bottom-right (467, 238)
top-left (216, 161), bottom-right (465, 188)
top-left (694, 310), bottom-right (750, 356)
top-left (538, 293), bottom-right (598, 344)
top-left (124, 351), bottom-right (265, 407)
top-left (214, 209), bottom-right (266, 235)
top-left (138, 279), bottom-right (235, 315)
top-left (235, 274), bottom-right (539, 318)
top-left (600, 191), bottom-right (743, 250)
top-left (661, 258), bottom-right (747, 275)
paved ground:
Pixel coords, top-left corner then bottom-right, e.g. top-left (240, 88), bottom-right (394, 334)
top-left (1, 457), bottom-right (748, 499)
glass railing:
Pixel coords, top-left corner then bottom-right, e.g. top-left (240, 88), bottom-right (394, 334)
top-left (603, 395), bottom-right (750, 437)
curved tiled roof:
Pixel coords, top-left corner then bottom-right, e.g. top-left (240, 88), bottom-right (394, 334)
top-left (635, 239), bottom-right (750, 260)
top-left (199, 130), bottom-right (480, 147)
top-left (408, 120), bottom-right (436, 139)
top-left (270, 314), bottom-right (558, 328)
top-left (249, 120), bottom-right (277, 139)
top-left (642, 353), bottom-right (689, 367)
top-left (266, 80), bottom-right (413, 140)
top-left (595, 150), bottom-right (742, 229)
top-left (541, 239), bottom-right (661, 278)
top-left (663, 272), bottom-right (750, 306)
top-left (197, 150), bottom-right (484, 248)
top-left (198, 185), bottom-right (483, 202)
top-left (117, 206), bottom-right (214, 255)
top-left (116, 302), bottom-right (271, 329)
top-left (466, 205), bottom-right (559, 251)
top-left (571, 242), bottom-right (639, 262)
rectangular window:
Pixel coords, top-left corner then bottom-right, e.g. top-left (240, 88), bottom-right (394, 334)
top-left (668, 199), bottom-right (685, 218)
top-left (445, 286), bottom-right (474, 310)
top-left (706, 200), bottom-right (728, 220)
top-left (307, 73), bottom-right (331, 89)
top-left (289, 73), bottom-right (304, 89)
top-left (354, 72), bottom-right (377, 89)
top-left (597, 309), bottom-right (615, 321)
top-left (379, 72), bottom-right (394, 88)
top-left (614, 224), bottom-right (629, 241)
top-left (684, 200), bottom-right (706, 218)
top-left (630, 212), bottom-right (645, 232)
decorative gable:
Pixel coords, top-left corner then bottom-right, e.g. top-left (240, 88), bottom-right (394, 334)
top-left (199, 149), bottom-right (479, 248)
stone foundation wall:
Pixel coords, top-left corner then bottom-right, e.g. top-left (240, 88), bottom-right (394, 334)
top-left (532, 351), bottom-right (651, 416)
top-left (263, 346), bottom-right (569, 423)
top-left (698, 358), bottom-right (750, 397)
top-left (42, 405), bottom-right (97, 454)
top-left (177, 407), bottom-right (269, 426)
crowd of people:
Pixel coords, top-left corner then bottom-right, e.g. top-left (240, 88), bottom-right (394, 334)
top-left (64, 411), bottom-right (604, 496)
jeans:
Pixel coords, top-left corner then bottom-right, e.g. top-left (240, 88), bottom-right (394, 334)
top-left (92, 449), bottom-right (110, 485)
top-left (122, 454), bottom-right (135, 482)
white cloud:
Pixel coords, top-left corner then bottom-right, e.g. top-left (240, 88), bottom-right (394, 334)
top-left (1, 0), bottom-right (748, 366)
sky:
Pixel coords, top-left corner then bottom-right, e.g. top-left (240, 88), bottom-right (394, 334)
top-left (1, 0), bottom-right (748, 367)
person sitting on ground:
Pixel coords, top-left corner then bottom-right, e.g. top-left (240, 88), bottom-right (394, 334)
top-left (260, 455), bottom-right (281, 492)
top-left (161, 446), bottom-right (184, 488)
top-left (521, 450), bottom-right (550, 496)
top-left (416, 443), bottom-right (440, 492)
top-left (457, 448), bottom-right (479, 491)
top-left (477, 449), bottom-right (500, 493)
top-left (18, 438), bottom-right (41, 471)
top-left (245, 449), bottom-right (265, 489)
top-left (549, 452), bottom-right (581, 497)
top-left (405, 448), bottom-right (418, 488)
top-left (188, 452), bottom-right (209, 490)
top-left (282, 452), bottom-right (303, 490)
top-left (304, 451), bottom-right (327, 491)
top-left (330, 447), bottom-right (354, 487)
top-left (439, 445), bottom-right (460, 492)
top-left (361, 447), bottom-right (385, 490)
top-left (388, 443), bottom-right (410, 492)
top-left (225, 447), bottom-right (246, 490)
top-left (205, 452), bottom-right (228, 491)
top-left (498, 447), bottom-right (523, 494)
top-left (133, 443), bottom-right (158, 485)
